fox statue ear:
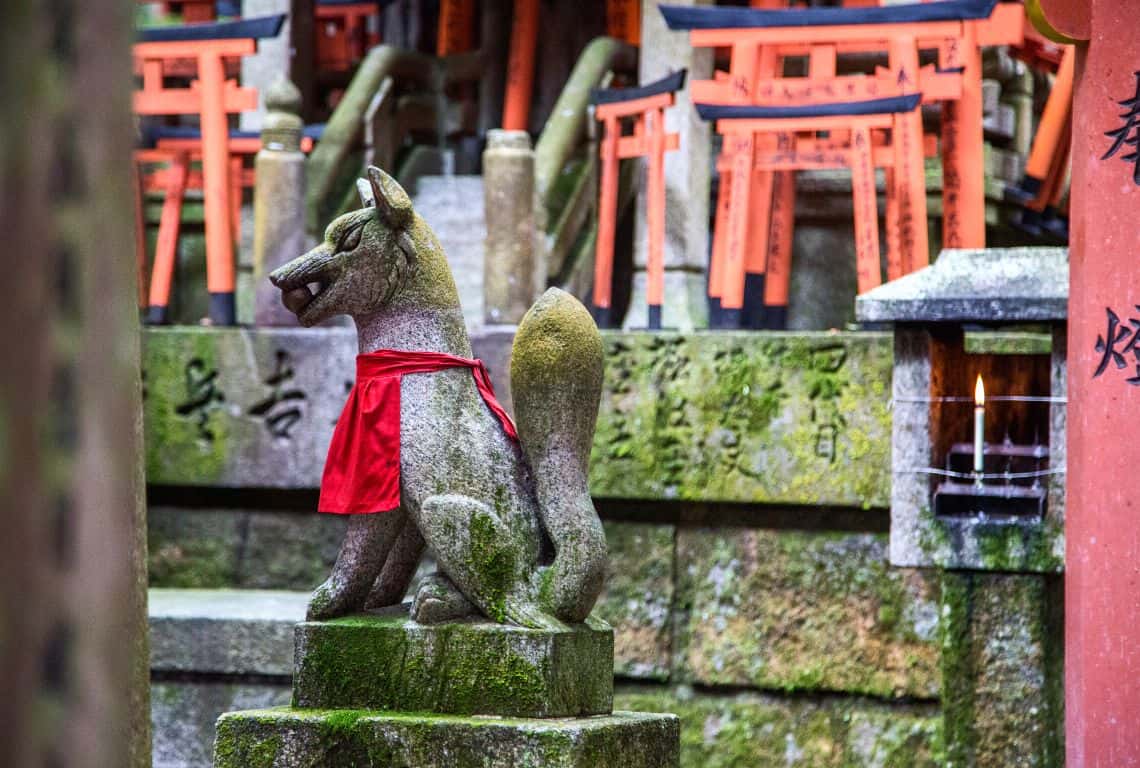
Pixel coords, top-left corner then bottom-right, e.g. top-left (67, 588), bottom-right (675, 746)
top-left (356, 178), bottom-right (376, 208)
top-left (366, 166), bottom-right (413, 231)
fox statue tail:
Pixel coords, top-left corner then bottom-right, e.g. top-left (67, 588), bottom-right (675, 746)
top-left (510, 288), bottom-right (607, 623)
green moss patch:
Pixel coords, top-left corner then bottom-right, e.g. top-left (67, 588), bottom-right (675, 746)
top-left (292, 611), bottom-right (613, 717)
top-left (673, 528), bottom-right (941, 699)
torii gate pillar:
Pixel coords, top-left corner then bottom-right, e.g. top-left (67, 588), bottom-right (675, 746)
top-left (1029, 0), bottom-right (1140, 764)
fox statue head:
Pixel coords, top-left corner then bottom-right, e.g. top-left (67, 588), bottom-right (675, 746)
top-left (270, 166), bottom-right (457, 327)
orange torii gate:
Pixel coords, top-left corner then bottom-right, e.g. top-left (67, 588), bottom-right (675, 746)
top-left (661, 0), bottom-right (1023, 326)
top-left (133, 14), bottom-right (285, 325)
top-left (703, 57), bottom-right (954, 326)
top-left (702, 94), bottom-right (924, 326)
top-left (590, 70), bottom-right (685, 330)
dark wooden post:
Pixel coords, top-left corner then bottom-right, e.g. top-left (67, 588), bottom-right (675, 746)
top-left (0, 2), bottom-right (149, 767)
top-left (1030, 0), bottom-right (1140, 764)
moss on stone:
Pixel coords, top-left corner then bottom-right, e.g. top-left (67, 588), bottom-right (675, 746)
top-left (589, 332), bottom-right (892, 508)
top-left (214, 707), bottom-right (678, 767)
top-left (939, 573), bottom-right (1060, 767)
top-left (292, 613), bottom-right (612, 717)
top-left (615, 688), bottom-right (940, 768)
top-left (142, 328), bottom-right (230, 484)
top-left (673, 528), bottom-right (941, 699)
top-left (594, 522), bottom-right (675, 680)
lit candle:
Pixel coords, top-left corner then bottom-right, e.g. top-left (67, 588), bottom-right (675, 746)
top-left (974, 374), bottom-right (985, 478)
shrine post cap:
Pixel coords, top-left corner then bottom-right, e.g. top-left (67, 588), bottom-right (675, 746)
top-left (590, 69), bottom-right (687, 106)
top-left (855, 247), bottom-right (1069, 324)
top-left (136, 13), bottom-right (287, 43)
top-left (659, 0), bottom-right (1001, 30)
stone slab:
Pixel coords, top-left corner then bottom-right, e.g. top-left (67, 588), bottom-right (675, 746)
top-left (141, 326), bottom-right (514, 488)
top-left (148, 507), bottom-right (347, 590)
top-left (672, 528), bottom-right (941, 699)
top-left (213, 708), bottom-right (679, 768)
top-left (855, 247), bottom-right (1069, 324)
top-left (292, 609), bottom-right (614, 717)
top-left (591, 332), bottom-right (893, 508)
top-left (142, 328), bottom-right (895, 508)
top-left (616, 688), bottom-right (941, 768)
top-left (150, 588), bottom-right (306, 676)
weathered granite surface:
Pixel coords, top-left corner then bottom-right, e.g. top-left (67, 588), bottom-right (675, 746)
top-left (142, 328), bottom-right (895, 508)
top-left (595, 522), bottom-right (675, 680)
top-left (292, 609), bottom-right (614, 717)
top-left (141, 326), bottom-right (514, 488)
top-left (616, 688), bottom-right (942, 768)
top-left (855, 247), bottom-right (1068, 324)
top-left (940, 573), bottom-right (1063, 768)
top-left (213, 708), bottom-right (680, 768)
top-left (148, 507), bottom-right (347, 590)
top-left (673, 528), bottom-right (941, 699)
top-left (591, 332), bottom-right (893, 508)
top-left (153, 682), bottom-right (290, 768)
top-left (148, 519), bottom-right (672, 682)
top-left (150, 589), bottom-right (305, 676)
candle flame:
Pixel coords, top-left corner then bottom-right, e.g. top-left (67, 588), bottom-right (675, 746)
top-left (975, 374), bottom-right (985, 407)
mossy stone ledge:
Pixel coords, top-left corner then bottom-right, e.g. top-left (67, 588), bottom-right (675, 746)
top-left (214, 707), bottom-right (679, 768)
top-left (292, 607), bottom-right (614, 717)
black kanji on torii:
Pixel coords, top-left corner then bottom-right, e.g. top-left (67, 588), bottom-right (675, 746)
top-left (248, 349), bottom-right (307, 438)
top-left (1093, 306), bottom-right (1140, 385)
top-left (1102, 70), bottom-right (1140, 185)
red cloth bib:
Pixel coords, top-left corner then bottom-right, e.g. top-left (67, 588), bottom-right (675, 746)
top-left (318, 349), bottom-right (518, 514)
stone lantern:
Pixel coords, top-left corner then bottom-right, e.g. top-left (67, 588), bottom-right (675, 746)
top-left (856, 247), bottom-right (1067, 573)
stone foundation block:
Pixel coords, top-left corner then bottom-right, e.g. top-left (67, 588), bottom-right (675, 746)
top-left (673, 528), bottom-right (941, 699)
top-left (213, 708), bottom-right (680, 768)
top-left (293, 609), bottom-right (614, 717)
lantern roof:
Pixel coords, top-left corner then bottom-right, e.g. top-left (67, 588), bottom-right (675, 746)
top-left (855, 247), bottom-right (1068, 324)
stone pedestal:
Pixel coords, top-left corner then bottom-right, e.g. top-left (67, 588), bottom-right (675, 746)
top-left (213, 609), bottom-right (679, 767)
top-left (293, 609), bottom-right (613, 717)
top-left (215, 709), bottom-right (679, 768)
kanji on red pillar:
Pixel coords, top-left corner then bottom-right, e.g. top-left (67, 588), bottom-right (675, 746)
top-left (1031, 0), bottom-right (1140, 763)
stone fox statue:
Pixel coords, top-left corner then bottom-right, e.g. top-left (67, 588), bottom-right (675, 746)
top-left (269, 166), bottom-right (607, 629)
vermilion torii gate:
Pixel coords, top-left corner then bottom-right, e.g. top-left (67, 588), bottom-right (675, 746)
top-left (1028, 0), bottom-right (1140, 764)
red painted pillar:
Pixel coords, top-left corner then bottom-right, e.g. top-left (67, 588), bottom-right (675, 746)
top-left (1030, 0), bottom-right (1140, 764)
top-left (502, 0), bottom-right (539, 131)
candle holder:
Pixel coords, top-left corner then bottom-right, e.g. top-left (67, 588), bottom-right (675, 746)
top-left (857, 247), bottom-right (1067, 574)
top-left (933, 437), bottom-right (1049, 518)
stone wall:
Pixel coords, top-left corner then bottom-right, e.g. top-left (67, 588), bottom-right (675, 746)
top-left (145, 327), bottom-right (1061, 767)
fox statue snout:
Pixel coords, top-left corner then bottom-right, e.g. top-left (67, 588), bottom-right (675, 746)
top-left (270, 167), bottom-right (415, 326)
top-left (275, 166), bottom-right (608, 629)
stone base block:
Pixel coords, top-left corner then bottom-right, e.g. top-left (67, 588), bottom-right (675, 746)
top-left (214, 708), bottom-right (680, 768)
top-left (293, 608), bottom-right (614, 717)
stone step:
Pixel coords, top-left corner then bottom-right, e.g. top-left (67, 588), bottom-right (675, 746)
top-left (293, 606), bottom-right (614, 718)
top-left (412, 175), bottom-right (486, 331)
top-left (150, 588), bottom-right (305, 677)
top-left (214, 708), bottom-right (679, 768)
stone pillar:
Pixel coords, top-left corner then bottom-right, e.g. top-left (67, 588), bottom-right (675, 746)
top-left (626, 0), bottom-right (712, 331)
top-left (253, 79), bottom-right (309, 327)
top-left (0, 2), bottom-right (149, 767)
top-left (482, 129), bottom-right (540, 325)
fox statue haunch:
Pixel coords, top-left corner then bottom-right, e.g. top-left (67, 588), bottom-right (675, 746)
top-left (269, 167), bottom-right (607, 629)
